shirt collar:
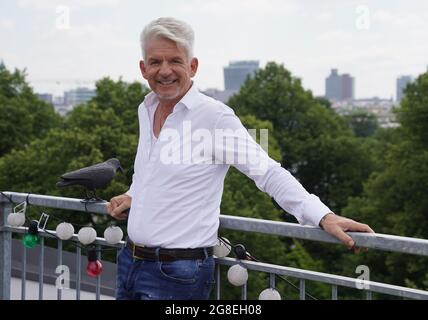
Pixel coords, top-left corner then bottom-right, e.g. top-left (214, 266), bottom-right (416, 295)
top-left (143, 82), bottom-right (200, 111)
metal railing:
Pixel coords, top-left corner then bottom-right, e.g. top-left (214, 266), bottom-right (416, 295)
top-left (1, 191), bottom-right (428, 300)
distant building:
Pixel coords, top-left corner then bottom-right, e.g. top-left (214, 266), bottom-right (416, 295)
top-left (64, 87), bottom-right (96, 106)
top-left (202, 88), bottom-right (237, 104)
top-left (37, 93), bottom-right (53, 104)
top-left (223, 60), bottom-right (259, 91)
top-left (396, 75), bottom-right (413, 102)
top-left (325, 69), bottom-right (355, 101)
top-left (331, 97), bottom-right (397, 128)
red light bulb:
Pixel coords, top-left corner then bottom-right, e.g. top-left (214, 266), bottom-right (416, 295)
top-left (87, 250), bottom-right (103, 277)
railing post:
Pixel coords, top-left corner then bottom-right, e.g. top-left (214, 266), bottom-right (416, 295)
top-left (57, 240), bottom-right (63, 300)
top-left (0, 201), bottom-right (12, 300)
top-left (215, 263), bottom-right (221, 300)
top-left (299, 279), bottom-right (306, 300)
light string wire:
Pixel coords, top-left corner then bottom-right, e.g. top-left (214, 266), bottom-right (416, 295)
top-left (1, 192), bottom-right (120, 254)
top-left (219, 236), bottom-right (318, 300)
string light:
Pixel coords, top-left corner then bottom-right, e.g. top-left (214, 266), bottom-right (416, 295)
top-left (259, 288), bottom-right (281, 300)
top-left (7, 212), bottom-right (25, 227)
top-left (86, 249), bottom-right (103, 277)
top-left (213, 237), bottom-right (231, 258)
top-left (7, 201), bottom-right (27, 227)
top-left (56, 222), bottom-right (75, 240)
top-left (78, 227), bottom-right (97, 245)
top-left (103, 226), bottom-right (123, 244)
top-left (227, 264), bottom-right (248, 286)
top-left (23, 220), bottom-right (40, 248)
top-left (1, 193), bottom-right (123, 270)
top-left (219, 236), bottom-right (318, 300)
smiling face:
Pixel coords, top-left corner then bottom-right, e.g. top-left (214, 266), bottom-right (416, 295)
top-left (140, 37), bottom-right (198, 104)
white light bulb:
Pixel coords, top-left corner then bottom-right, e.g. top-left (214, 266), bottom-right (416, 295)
top-left (227, 264), bottom-right (248, 286)
top-left (78, 227), bottom-right (97, 245)
top-left (56, 222), bottom-right (75, 240)
top-left (259, 288), bottom-right (281, 300)
top-left (213, 237), bottom-right (231, 258)
top-left (7, 212), bottom-right (25, 227)
top-left (103, 226), bottom-right (123, 244)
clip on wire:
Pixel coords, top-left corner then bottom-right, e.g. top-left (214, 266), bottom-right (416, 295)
top-left (37, 212), bottom-right (50, 230)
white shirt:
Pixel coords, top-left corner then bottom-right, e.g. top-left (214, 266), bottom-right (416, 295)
top-left (126, 84), bottom-right (331, 248)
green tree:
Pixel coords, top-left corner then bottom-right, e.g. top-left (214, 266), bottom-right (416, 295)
top-left (0, 77), bottom-right (148, 242)
top-left (229, 62), bottom-right (375, 214)
top-left (344, 110), bottom-right (379, 137)
top-left (343, 71), bottom-right (428, 290)
top-left (0, 63), bottom-right (62, 156)
top-left (218, 115), bottom-right (330, 299)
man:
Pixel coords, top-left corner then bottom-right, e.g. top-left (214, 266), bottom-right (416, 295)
top-left (108, 17), bottom-right (374, 300)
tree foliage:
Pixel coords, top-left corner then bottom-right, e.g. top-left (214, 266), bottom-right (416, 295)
top-left (2, 62), bottom-right (427, 298)
top-left (343, 71), bottom-right (428, 290)
top-left (229, 62), bottom-right (375, 214)
top-left (344, 110), bottom-right (379, 137)
top-left (0, 63), bottom-right (61, 157)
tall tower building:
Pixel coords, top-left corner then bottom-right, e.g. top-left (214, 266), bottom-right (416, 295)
top-left (325, 69), bottom-right (355, 101)
top-left (396, 75), bottom-right (413, 102)
top-left (64, 87), bottom-right (96, 106)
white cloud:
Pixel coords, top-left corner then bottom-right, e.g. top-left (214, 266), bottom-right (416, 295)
top-left (372, 10), bottom-right (427, 29)
top-left (0, 19), bottom-right (15, 30)
top-left (179, 0), bottom-right (301, 17)
top-left (17, 0), bottom-right (119, 10)
top-left (316, 30), bottom-right (351, 42)
top-left (316, 12), bottom-right (333, 21)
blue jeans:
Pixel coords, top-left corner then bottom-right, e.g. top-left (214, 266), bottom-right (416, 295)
top-left (116, 246), bottom-right (215, 300)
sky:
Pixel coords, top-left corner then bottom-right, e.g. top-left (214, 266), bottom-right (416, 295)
top-left (1, 0), bottom-right (427, 98)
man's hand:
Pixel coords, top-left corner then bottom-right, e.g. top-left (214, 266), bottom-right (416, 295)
top-left (107, 194), bottom-right (132, 220)
top-left (319, 213), bottom-right (375, 253)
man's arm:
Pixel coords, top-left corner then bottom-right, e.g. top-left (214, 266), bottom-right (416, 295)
top-left (214, 112), bottom-right (375, 250)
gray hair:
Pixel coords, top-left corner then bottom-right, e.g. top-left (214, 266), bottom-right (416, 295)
top-left (140, 17), bottom-right (195, 61)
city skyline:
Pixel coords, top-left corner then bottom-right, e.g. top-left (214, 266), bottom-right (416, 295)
top-left (1, 0), bottom-right (427, 98)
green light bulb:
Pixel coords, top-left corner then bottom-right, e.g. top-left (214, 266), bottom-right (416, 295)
top-left (23, 234), bottom-right (39, 248)
top-left (23, 220), bottom-right (40, 248)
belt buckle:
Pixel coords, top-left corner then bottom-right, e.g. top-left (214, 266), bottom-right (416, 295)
top-left (132, 243), bottom-right (144, 260)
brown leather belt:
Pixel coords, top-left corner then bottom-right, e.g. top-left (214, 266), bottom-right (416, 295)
top-left (126, 238), bottom-right (213, 262)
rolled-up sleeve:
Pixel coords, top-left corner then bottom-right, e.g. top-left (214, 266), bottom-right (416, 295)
top-left (214, 112), bottom-right (331, 227)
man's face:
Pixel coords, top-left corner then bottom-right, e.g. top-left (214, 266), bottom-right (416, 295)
top-left (140, 37), bottom-right (198, 102)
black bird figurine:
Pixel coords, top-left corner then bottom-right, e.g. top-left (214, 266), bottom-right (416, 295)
top-left (56, 158), bottom-right (124, 201)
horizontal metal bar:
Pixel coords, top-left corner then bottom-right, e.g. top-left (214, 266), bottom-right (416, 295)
top-left (219, 214), bottom-right (428, 257)
top-left (0, 226), bottom-right (124, 248)
top-left (2, 191), bottom-right (428, 301)
top-left (2, 192), bottom-right (428, 257)
top-left (215, 257), bottom-right (428, 300)
top-left (0, 192), bottom-right (108, 215)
